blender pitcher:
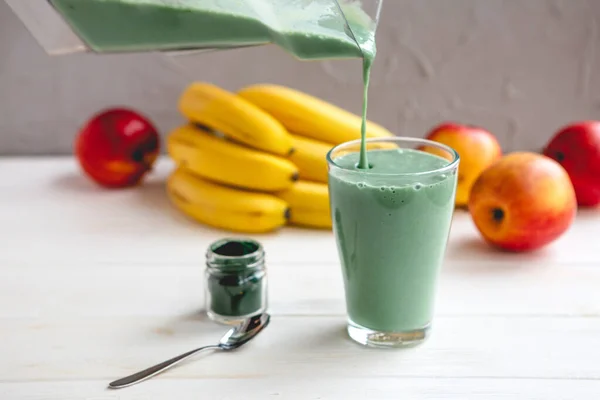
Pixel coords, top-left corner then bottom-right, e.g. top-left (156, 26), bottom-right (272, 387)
top-left (4, 0), bottom-right (382, 60)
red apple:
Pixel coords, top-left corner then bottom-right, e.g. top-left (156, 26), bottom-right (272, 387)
top-left (75, 108), bottom-right (160, 188)
top-left (543, 121), bottom-right (600, 206)
top-left (426, 122), bottom-right (502, 207)
top-left (469, 152), bottom-right (577, 252)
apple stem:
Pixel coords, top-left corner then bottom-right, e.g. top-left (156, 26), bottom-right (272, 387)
top-left (491, 208), bottom-right (505, 222)
top-left (131, 147), bottom-right (145, 163)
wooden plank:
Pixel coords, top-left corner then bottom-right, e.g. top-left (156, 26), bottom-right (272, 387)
top-left (1, 378), bottom-right (599, 399)
top-left (2, 316), bottom-right (600, 381)
top-left (1, 157), bottom-right (599, 267)
top-left (1, 262), bottom-right (600, 318)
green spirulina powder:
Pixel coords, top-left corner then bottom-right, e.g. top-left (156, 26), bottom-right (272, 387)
top-left (205, 238), bottom-right (267, 324)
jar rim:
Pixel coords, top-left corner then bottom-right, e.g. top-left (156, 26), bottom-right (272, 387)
top-left (206, 238), bottom-right (265, 269)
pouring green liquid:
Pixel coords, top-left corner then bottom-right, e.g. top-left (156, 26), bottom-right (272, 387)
top-left (359, 55), bottom-right (374, 169)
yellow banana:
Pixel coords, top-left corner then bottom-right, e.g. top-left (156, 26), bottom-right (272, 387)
top-left (167, 167), bottom-right (290, 233)
top-left (179, 82), bottom-right (294, 156)
top-left (168, 125), bottom-right (298, 192)
top-left (237, 83), bottom-right (394, 145)
top-left (276, 181), bottom-right (332, 229)
top-left (289, 134), bottom-right (333, 184)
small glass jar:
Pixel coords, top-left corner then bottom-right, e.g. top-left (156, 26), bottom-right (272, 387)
top-left (205, 238), bottom-right (268, 325)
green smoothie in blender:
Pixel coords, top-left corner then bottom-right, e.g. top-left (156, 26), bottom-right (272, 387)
top-left (49, 0), bottom-right (376, 60)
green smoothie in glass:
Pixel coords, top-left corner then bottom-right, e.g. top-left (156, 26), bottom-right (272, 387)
top-left (327, 139), bottom-right (459, 347)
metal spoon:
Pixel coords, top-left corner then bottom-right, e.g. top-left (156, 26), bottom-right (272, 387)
top-left (108, 313), bottom-right (270, 389)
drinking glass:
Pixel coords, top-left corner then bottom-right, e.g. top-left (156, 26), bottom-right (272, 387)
top-left (327, 137), bottom-right (459, 347)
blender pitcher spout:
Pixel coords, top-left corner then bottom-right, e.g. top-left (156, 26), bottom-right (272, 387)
top-left (167, 0), bottom-right (385, 63)
top-left (335, 0), bottom-right (383, 44)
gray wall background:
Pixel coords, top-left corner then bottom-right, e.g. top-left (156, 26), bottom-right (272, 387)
top-left (1, 0), bottom-right (599, 155)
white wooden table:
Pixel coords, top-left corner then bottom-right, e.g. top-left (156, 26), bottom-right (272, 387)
top-left (1, 156), bottom-right (600, 399)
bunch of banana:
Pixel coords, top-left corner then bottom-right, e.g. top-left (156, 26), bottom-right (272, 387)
top-left (166, 81), bottom-right (393, 233)
top-left (167, 167), bottom-right (290, 233)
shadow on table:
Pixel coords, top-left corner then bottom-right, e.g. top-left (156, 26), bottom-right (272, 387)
top-left (445, 235), bottom-right (553, 274)
top-left (52, 171), bottom-right (167, 202)
top-left (52, 172), bottom-right (105, 193)
top-left (313, 323), bottom-right (349, 346)
top-left (149, 309), bottom-right (221, 340)
top-left (52, 171), bottom-right (201, 227)
top-left (576, 207), bottom-right (600, 219)
top-left (284, 319), bottom-right (392, 351)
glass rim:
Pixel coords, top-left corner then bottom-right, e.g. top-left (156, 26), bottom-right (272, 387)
top-left (326, 136), bottom-right (460, 177)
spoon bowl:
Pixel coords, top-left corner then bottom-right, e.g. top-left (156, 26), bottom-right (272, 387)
top-left (219, 313), bottom-right (270, 349)
top-left (108, 313), bottom-right (270, 389)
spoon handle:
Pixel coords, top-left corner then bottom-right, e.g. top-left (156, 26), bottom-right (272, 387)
top-left (108, 344), bottom-right (220, 389)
